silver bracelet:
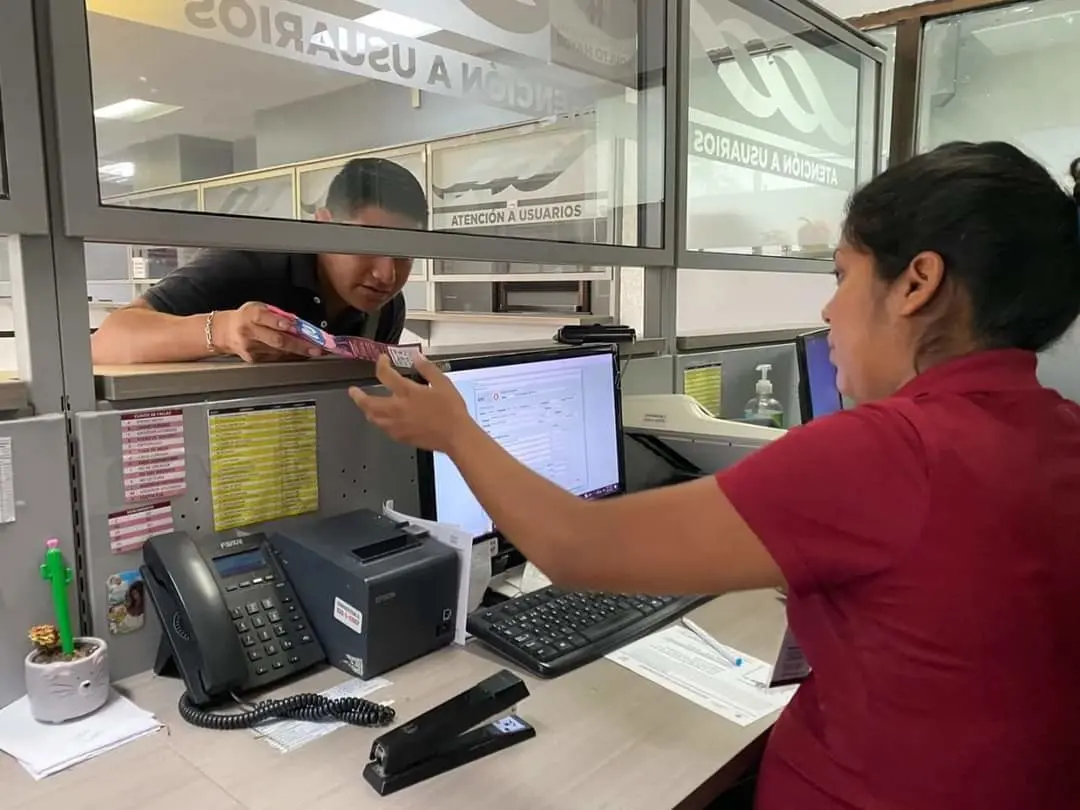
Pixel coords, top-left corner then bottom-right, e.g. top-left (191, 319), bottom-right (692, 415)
top-left (205, 311), bottom-right (217, 353)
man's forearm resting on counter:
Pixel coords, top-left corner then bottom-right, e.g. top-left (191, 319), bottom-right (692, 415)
top-left (91, 302), bottom-right (216, 365)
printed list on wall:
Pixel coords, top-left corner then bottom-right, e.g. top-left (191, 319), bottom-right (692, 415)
top-left (121, 409), bottom-right (186, 503)
top-left (207, 402), bottom-right (319, 532)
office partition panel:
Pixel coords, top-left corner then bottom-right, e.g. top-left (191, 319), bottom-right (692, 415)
top-left (0, 416), bottom-right (80, 708)
top-left (75, 383), bottom-right (421, 680)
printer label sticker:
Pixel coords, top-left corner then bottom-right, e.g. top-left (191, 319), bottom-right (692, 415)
top-left (333, 597), bottom-right (364, 635)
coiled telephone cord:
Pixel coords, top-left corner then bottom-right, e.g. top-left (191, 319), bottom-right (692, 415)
top-left (178, 691), bottom-right (396, 730)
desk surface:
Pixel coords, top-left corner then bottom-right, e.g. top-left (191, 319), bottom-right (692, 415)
top-left (3, 590), bottom-right (786, 810)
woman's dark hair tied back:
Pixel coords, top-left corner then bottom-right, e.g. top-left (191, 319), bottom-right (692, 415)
top-left (1071, 157), bottom-right (1080, 208)
top-left (843, 141), bottom-right (1080, 353)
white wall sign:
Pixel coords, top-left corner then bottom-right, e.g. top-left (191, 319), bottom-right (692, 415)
top-left (431, 126), bottom-right (606, 229)
top-left (88, 0), bottom-right (620, 119)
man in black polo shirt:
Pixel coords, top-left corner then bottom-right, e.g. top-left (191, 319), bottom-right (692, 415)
top-left (91, 157), bottom-right (427, 364)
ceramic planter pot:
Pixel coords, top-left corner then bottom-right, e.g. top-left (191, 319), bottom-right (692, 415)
top-left (24, 637), bottom-right (110, 723)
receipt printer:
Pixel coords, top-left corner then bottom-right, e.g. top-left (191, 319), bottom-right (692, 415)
top-left (267, 508), bottom-right (459, 680)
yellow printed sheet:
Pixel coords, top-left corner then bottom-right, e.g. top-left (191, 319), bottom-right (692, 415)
top-left (208, 402), bottom-right (318, 531)
top-left (683, 365), bottom-right (722, 417)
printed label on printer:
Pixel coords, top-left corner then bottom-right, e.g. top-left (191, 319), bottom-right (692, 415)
top-left (333, 597), bottom-right (364, 635)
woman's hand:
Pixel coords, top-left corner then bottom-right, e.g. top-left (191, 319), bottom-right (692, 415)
top-left (348, 355), bottom-right (472, 453)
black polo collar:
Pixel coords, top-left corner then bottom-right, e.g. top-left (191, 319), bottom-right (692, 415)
top-left (286, 253), bottom-right (371, 336)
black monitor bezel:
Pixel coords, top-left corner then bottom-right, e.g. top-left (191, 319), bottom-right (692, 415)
top-left (795, 327), bottom-right (842, 423)
top-left (416, 344), bottom-right (626, 531)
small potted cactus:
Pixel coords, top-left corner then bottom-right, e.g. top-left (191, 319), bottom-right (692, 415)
top-left (24, 540), bottom-right (109, 723)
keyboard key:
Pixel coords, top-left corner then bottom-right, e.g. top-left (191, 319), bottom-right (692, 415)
top-left (261, 598), bottom-right (274, 610)
top-left (581, 611), bottom-right (643, 642)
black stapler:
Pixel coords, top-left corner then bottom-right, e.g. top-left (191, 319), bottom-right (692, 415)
top-left (362, 669), bottom-right (535, 795)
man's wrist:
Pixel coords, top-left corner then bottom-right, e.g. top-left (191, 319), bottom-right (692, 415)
top-left (205, 310), bottom-right (232, 354)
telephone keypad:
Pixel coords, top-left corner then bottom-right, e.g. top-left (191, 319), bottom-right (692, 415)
top-left (228, 578), bottom-right (320, 685)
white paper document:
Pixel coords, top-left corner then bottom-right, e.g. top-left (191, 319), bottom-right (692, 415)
top-left (383, 501), bottom-right (491, 644)
top-left (607, 625), bottom-right (799, 727)
top-left (252, 677), bottom-right (391, 753)
top-left (0, 691), bottom-right (163, 779)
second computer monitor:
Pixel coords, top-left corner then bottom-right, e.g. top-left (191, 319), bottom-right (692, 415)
top-left (418, 346), bottom-right (625, 539)
top-left (796, 328), bottom-right (843, 422)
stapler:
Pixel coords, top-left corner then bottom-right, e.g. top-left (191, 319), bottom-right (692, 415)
top-left (362, 669), bottom-right (535, 795)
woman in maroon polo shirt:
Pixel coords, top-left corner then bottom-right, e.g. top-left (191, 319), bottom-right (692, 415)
top-left (350, 142), bottom-right (1080, 809)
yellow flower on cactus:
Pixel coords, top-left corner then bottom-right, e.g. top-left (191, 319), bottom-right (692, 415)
top-left (28, 624), bottom-right (60, 651)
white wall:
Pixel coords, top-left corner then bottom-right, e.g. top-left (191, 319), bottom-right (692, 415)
top-left (677, 269), bottom-right (831, 333)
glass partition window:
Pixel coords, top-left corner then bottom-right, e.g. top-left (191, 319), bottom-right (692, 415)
top-left (918, 0), bottom-right (1080, 187)
top-left (84, 0), bottom-right (665, 247)
top-left (684, 0), bottom-right (877, 259)
top-left (84, 243), bottom-right (610, 320)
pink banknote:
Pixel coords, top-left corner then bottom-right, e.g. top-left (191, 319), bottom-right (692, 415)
top-left (265, 305), bottom-right (422, 368)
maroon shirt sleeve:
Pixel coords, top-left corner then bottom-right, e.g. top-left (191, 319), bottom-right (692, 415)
top-left (716, 403), bottom-right (929, 597)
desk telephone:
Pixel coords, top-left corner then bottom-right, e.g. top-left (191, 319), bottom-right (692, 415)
top-left (141, 530), bottom-right (395, 730)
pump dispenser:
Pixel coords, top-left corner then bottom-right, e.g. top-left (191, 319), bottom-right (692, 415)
top-left (743, 364), bottom-right (785, 428)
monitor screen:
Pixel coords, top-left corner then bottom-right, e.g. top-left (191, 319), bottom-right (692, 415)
top-left (427, 349), bottom-right (623, 538)
top-left (799, 330), bottom-right (843, 421)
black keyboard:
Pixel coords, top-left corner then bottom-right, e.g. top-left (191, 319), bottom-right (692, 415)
top-left (467, 586), bottom-right (707, 677)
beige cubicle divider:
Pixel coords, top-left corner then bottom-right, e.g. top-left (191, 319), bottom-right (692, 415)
top-left (73, 383), bottom-right (422, 681)
top-left (0, 415), bottom-right (80, 709)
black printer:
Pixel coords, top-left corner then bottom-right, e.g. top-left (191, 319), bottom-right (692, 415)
top-left (268, 509), bottom-right (459, 680)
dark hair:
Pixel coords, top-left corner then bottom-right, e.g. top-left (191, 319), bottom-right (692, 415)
top-left (325, 157), bottom-right (428, 226)
top-left (842, 141), bottom-right (1080, 353)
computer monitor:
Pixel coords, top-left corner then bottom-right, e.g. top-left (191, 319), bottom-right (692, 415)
top-left (796, 328), bottom-right (843, 422)
top-left (417, 345), bottom-right (625, 539)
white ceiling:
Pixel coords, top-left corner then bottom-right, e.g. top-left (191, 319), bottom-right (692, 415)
top-left (88, 1), bottom-right (503, 157)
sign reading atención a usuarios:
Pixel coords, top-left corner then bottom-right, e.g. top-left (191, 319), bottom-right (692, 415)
top-left (86, 0), bottom-right (615, 119)
top-left (689, 123), bottom-right (855, 190)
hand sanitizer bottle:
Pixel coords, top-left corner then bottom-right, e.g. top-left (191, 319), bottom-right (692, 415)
top-left (743, 364), bottom-right (785, 428)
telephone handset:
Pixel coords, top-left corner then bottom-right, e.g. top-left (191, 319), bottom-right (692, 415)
top-left (141, 530), bottom-right (394, 730)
